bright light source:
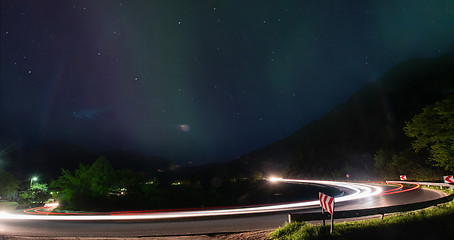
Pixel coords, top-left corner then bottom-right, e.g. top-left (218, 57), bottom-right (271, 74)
top-left (269, 177), bottom-right (283, 182)
top-left (30, 176), bottom-right (39, 188)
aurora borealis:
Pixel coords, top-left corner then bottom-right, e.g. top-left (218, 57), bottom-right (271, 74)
top-left (1, 1), bottom-right (454, 165)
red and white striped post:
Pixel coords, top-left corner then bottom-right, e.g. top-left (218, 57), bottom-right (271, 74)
top-left (319, 192), bottom-right (335, 233)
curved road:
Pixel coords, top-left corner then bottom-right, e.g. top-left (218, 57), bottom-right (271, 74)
top-left (0, 180), bottom-right (447, 238)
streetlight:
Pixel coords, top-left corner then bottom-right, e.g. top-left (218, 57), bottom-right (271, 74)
top-left (30, 176), bottom-right (38, 188)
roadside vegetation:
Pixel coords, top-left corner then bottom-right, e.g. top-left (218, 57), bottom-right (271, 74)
top-left (0, 200), bottom-right (18, 212)
top-left (373, 95), bottom-right (454, 182)
top-left (404, 95), bottom-right (454, 172)
top-left (0, 171), bottom-right (18, 199)
top-left (269, 197), bottom-right (454, 240)
top-left (49, 156), bottom-right (336, 211)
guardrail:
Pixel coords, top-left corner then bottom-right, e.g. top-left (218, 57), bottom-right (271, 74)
top-left (289, 182), bottom-right (454, 222)
top-left (386, 180), bottom-right (454, 190)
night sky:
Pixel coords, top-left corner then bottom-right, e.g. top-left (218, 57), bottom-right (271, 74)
top-left (1, 1), bottom-right (454, 165)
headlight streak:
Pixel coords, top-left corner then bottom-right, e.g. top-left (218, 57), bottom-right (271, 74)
top-left (0, 179), bottom-right (383, 221)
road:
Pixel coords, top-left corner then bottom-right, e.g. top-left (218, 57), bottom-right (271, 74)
top-left (0, 180), bottom-right (447, 238)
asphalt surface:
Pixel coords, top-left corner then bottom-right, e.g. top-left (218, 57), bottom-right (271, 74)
top-left (0, 184), bottom-right (446, 239)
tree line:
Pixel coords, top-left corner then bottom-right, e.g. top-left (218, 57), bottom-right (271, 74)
top-left (374, 95), bottom-right (454, 180)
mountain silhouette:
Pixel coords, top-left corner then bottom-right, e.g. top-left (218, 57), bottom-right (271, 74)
top-left (218, 50), bottom-right (454, 180)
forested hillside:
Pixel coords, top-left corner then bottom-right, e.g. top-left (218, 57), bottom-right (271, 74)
top-left (223, 50), bottom-right (454, 180)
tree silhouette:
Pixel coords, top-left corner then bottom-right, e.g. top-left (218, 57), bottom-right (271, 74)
top-left (0, 172), bottom-right (18, 198)
top-left (52, 156), bottom-right (116, 210)
top-left (404, 95), bottom-right (454, 171)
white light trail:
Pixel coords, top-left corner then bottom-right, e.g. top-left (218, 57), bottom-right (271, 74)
top-left (269, 177), bottom-right (283, 182)
top-left (0, 179), bottom-right (382, 221)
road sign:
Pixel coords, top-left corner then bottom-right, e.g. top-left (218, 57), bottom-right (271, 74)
top-left (444, 175), bottom-right (454, 183)
top-left (319, 192), bottom-right (335, 233)
top-left (400, 175), bottom-right (407, 181)
top-left (319, 192), bottom-right (334, 214)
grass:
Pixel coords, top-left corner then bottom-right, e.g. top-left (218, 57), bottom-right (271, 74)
top-left (269, 198), bottom-right (454, 239)
top-left (0, 200), bottom-right (18, 212)
top-left (422, 185), bottom-right (454, 195)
